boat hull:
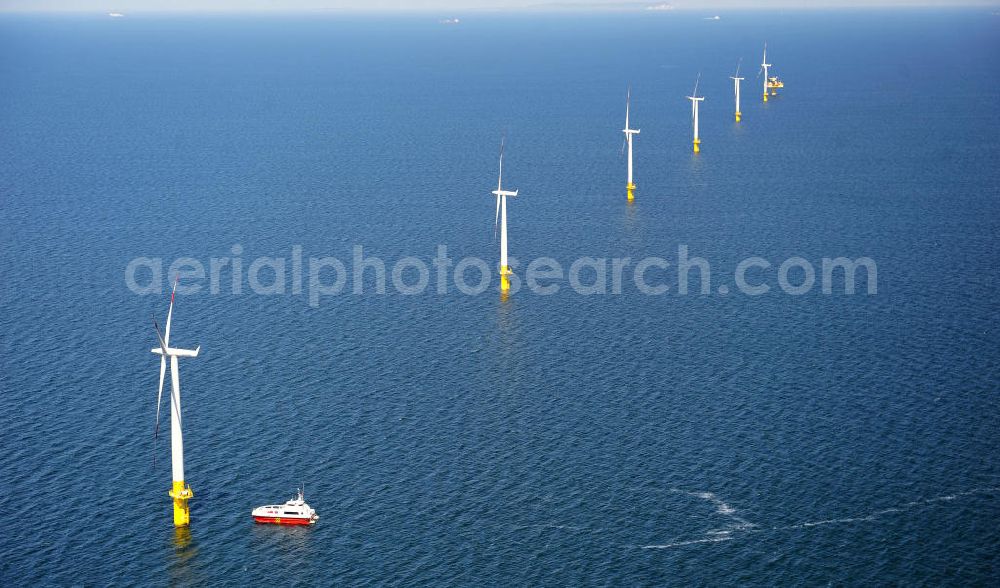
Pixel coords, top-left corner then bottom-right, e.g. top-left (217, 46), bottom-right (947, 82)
top-left (253, 515), bottom-right (315, 525)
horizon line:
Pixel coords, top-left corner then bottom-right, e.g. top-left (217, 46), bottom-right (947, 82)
top-left (2, 3), bottom-right (999, 15)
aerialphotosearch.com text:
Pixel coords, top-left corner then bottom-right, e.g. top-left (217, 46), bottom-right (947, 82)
top-left (124, 244), bottom-right (878, 307)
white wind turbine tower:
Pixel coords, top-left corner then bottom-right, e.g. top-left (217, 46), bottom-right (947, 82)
top-left (492, 137), bottom-right (518, 294)
top-left (622, 86), bottom-right (640, 201)
top-left (731, 59), bottom-right (744, 122)
top-left (687, 73), bottom-right (705, 153)
top-left (152, 278), bottom-right (200, 527)
top-left (761, 42), bottom-right (771, 102)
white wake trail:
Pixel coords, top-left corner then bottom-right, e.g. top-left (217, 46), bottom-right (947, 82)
top-left (641, 486), bottom-right (1000, 551)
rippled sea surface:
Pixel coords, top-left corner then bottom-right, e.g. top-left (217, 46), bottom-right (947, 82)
top-left (1, 9), bottom-right (999, 586)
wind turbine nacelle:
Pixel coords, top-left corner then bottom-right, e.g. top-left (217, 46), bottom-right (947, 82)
top-left (492, 189), bottom-right (518, 197)
top-left (151, 345), bottom-right (201, 358)
top-left (623, 128), bottom-right (639, 134)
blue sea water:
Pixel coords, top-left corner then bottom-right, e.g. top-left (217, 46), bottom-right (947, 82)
top-left (1, 9), bottom-right (999, 585)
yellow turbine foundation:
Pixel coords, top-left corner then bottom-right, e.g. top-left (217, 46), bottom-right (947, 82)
top-left (693, 138), bottom-right (701, 153)
top-left (173, 527), bottom-right (192, 549)
top-left (626, 182), bottom-right (635, 202)
top-left (735, 111), bottom-right (741, 122)
top-left (500, 265), bottom-right (511, 292)
top-left (169, 480), bottom-right (193, 527)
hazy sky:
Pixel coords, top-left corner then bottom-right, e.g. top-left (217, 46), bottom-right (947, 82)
top-left (1, 0), bottom-right (996, 12)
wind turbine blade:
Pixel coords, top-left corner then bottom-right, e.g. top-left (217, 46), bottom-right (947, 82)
top-left (494, 194), bottom-right (500, 240)
top-left (164, 276), bottom-right (178, 346)
top-left (153, 318), bottom-right (168, 354)
top-left (693, 72), bottom-right (701, 97)
top-left (620, 136), bottom-right (626, 158)
top-left (625, 86), bottom-right (631, 128)
top-left (152, 316), bottom-right (170, 468)
top-left (153, 354), bottom-right (166, 467)
top-left (736, 57), bottom-right (742, 77)
top-left (156, 317), bottom-right (185, 431)
top-left (497, 136), bottom-right (504, 193)
top-left (169, 362), bottom-right (183, 431)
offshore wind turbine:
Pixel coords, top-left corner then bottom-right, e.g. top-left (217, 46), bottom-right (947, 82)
top-left (687, 74), bottom-right (705, 153)
top-left (492, 138), bottom-right (518, 293)
top-left (151, 278), bottom-right (200, 527)
top-left (731, 60), bottom-right (744, 122)
top-left (761, 42), bottom-right (771, 102)
top-left (622, 86), bottom-right (640, 201)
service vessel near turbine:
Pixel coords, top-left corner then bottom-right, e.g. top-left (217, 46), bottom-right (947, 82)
top-left (760, 43), bottom-right (784, 101)
top-left (622, 87), bottom-right (640, 201)
top-left (151, 278), bottom-right (200, 527)
top-left (252, 488), bottom-right (319, 526)
top-left (492, 138), bottom-right (518, 294)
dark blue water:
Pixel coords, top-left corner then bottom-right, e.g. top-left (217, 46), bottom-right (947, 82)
top-left (2, 10), bottom-right (999, 585)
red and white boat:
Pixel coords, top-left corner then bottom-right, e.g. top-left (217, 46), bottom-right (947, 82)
top-left (252, 489), bottom-right (319, 525)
